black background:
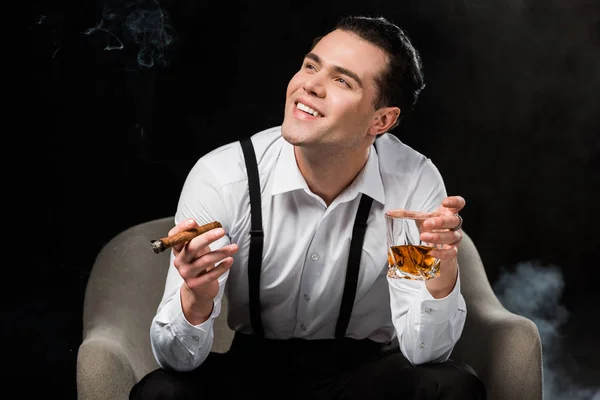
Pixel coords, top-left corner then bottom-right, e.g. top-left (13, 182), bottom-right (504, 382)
top-left (16, 0), bottom-right (600, 398)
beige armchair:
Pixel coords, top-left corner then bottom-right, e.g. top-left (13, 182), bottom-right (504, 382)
top-left (76, 216), bottom-right (543, 399)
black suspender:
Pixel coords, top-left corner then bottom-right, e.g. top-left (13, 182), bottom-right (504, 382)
top-left (239, 137), bottom-right (373, 339)
top-left (335, 193), bottom-right (373, 339)
top-left (240, 138), bottom-right (265, 337)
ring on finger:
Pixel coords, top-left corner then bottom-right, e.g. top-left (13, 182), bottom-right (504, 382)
top-left (449, 214), bottom-right (463, 232)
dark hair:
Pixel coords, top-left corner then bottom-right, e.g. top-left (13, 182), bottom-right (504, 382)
top-left (312, 16), bottom-right (425, 130)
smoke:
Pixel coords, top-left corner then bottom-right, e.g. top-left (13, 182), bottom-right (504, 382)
top-left (493, 262), bottom-right (600, 400)
top-left (83, 0), bottom-right (177, 69)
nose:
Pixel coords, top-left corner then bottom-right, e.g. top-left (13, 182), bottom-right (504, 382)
top-left (303, 74), bottom-right (326, 98)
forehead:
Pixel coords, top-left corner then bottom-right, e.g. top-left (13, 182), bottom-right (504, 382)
top-left (311, 29), bottom-right (388, 85)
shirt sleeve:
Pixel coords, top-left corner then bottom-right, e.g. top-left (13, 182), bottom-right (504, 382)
top-left (388, 273), bottom-right (467, 365)
top-left (388, 156), bottom-right (467, 365)
top-left (149, 159), bottom-right (233, 371)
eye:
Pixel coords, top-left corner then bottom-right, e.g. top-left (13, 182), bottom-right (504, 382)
top-left (304, 62), bottom-right (316, 71)
top-left (336, 77), bottom-right (351, 88)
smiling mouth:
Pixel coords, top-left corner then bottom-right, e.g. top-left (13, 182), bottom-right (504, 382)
top-left (295, 102), bottom-right (322, 117)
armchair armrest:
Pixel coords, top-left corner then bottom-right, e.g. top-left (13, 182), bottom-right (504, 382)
top-left (77, 330), bottom-right (140, 400)
top-left (454, 303), bottom-right (543, 400)
top-left (77, 218), bottom-right (172, 399)
top-left (451, 232), bottom-right (543, 400)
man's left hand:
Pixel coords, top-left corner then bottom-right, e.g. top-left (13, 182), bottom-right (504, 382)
top-left (421, 196), bottom-right (466, 298)
top-left (420, 195), bottom-right (465, 261)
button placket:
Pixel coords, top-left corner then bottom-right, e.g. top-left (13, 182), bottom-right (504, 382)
top-left (297, 213), bottom-right (326, 337)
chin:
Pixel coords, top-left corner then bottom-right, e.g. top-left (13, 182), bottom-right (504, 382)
top-left (281, 112), bottom-right (327, 147)
top-left (281, 123), bottom-right (302, 146)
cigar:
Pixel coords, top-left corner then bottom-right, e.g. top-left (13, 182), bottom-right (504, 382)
top-left (150, 221), bottom-right (223, 254)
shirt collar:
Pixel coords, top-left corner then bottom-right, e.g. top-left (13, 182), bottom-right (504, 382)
top-left (271, 139), bottom-right (385, 205)
top-left (271, 139), bottom-right (310, 195)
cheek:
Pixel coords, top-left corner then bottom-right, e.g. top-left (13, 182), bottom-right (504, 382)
top-left (332, 101), bottom-right (376, 133)
top-left (286, 73), bottom-right (302, 96)
top-left (330, 97), bottom-right (365, 120)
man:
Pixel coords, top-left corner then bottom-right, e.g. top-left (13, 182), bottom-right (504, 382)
top-left (130, 15), bottom-right (486, 399)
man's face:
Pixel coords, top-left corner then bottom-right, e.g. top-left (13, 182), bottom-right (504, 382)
top-left (281, 29), bottom-right (389, 150)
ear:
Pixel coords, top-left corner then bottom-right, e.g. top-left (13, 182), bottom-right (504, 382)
top-left (367, 107), bottom-right (401, 136)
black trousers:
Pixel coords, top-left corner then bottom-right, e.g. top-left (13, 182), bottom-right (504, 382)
top-left (130, 332), bottom-right (486, 400)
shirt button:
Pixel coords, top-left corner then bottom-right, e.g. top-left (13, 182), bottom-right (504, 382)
top-left (303, 293), bottom-right (310, 301)
top-left (192, 336), bottom-right (199, 342)
top-left (311, 253), bottom-right (320, 261)
top-left (300, 323), bottom-right (307, 331)
top-left (419, 343), bottom-right (425, 349)
top-left (425, 308), bottom-right (433, 313)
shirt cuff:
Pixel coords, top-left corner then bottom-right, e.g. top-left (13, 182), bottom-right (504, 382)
top-left (419, 271), bottom-right (463, 324)
top-left (157, 291), bottom-right (217, 352)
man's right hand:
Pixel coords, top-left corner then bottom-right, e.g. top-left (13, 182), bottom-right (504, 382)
top-left (170, 218), bottom-right (238, 325)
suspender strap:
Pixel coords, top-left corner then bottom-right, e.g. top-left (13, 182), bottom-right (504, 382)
top-left (335, 193), bottom-right (374, 339)
top-left (239, 138), bottom-right (265, 337)
top-left (240, 137), bottom-right (373, 339)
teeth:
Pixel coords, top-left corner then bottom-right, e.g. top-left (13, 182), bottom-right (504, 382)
top-left (296, 102), bottom-right (321, 117)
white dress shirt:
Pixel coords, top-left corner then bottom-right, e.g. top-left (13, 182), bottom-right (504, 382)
top-left (150, 126), bottom-right (467, 371)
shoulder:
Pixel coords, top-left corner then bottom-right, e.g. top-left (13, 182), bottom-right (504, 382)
top-left (375, 133), bottom-right (447, 211)
top-left (175, 126), bottom-right (284, 226)
top-left (374, 133), bottom-right (434, 177)
top-left (188, 126), bottom-right (284, 190)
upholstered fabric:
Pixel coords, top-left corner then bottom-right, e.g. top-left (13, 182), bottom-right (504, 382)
top-left (76, 217), bottom-right (542, 400)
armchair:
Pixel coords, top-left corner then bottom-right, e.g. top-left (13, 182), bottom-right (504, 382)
top-left (76, 217), bottom-right (543, 399)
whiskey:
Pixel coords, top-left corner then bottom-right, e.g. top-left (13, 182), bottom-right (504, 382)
top-left (387, 245), bottom-right (440, 280)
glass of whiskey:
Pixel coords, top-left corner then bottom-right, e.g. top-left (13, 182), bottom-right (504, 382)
top-left (385, 209), bottom-right (442, 280)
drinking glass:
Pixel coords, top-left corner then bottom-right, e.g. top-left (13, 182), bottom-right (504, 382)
top-left (385, 209), bottom-right (441, 280)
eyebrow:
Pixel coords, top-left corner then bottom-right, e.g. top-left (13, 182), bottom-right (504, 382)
top-left (304, 52), bottom-right (363, 88)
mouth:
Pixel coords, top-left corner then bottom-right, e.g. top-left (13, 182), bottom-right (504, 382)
top-left (294, 101), bottom-right (323, 118)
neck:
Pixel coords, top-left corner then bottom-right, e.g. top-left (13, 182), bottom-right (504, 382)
top-left (294, 143), bottom-right (371, 206)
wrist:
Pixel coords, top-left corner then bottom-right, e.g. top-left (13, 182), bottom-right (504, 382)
top-left (425, 258), bottom-right (458, 298)
top-left (180, 284), bottom-right (214, 325)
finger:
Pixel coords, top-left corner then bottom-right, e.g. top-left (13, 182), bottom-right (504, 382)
top-left (169, 218), bottom-right (198, 237)
top-left (441, 196), bottom-right (466, 213)
top-left (420, 230), bottom-right (462, 247)
top-left (198, 257), bottom-right (234, 278)
top-left (423, 214), bottom-right (461, 231)
top-left (189, 257), bottom-right (234, 288)
top-left (188, 226), bottom-right (227, 253)
top-left (430, 246), bottom-right (459, 260)
top-left (176, 243), bottom-right (238, 277)
top-left (170, 219), bottom-right (201, 253)
top-left (178, 226), bottom-right (228, 263)
top-left (194, 244), bottom-right (238, 272)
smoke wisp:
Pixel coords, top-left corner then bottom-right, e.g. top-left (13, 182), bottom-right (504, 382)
top-left (493, 262), bottom-right (600, 400)
top-left (83, 0), bottom-right (177, 68)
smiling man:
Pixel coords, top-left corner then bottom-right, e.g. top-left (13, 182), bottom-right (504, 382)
top-left (130, 16), bottom-right (487, 400)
